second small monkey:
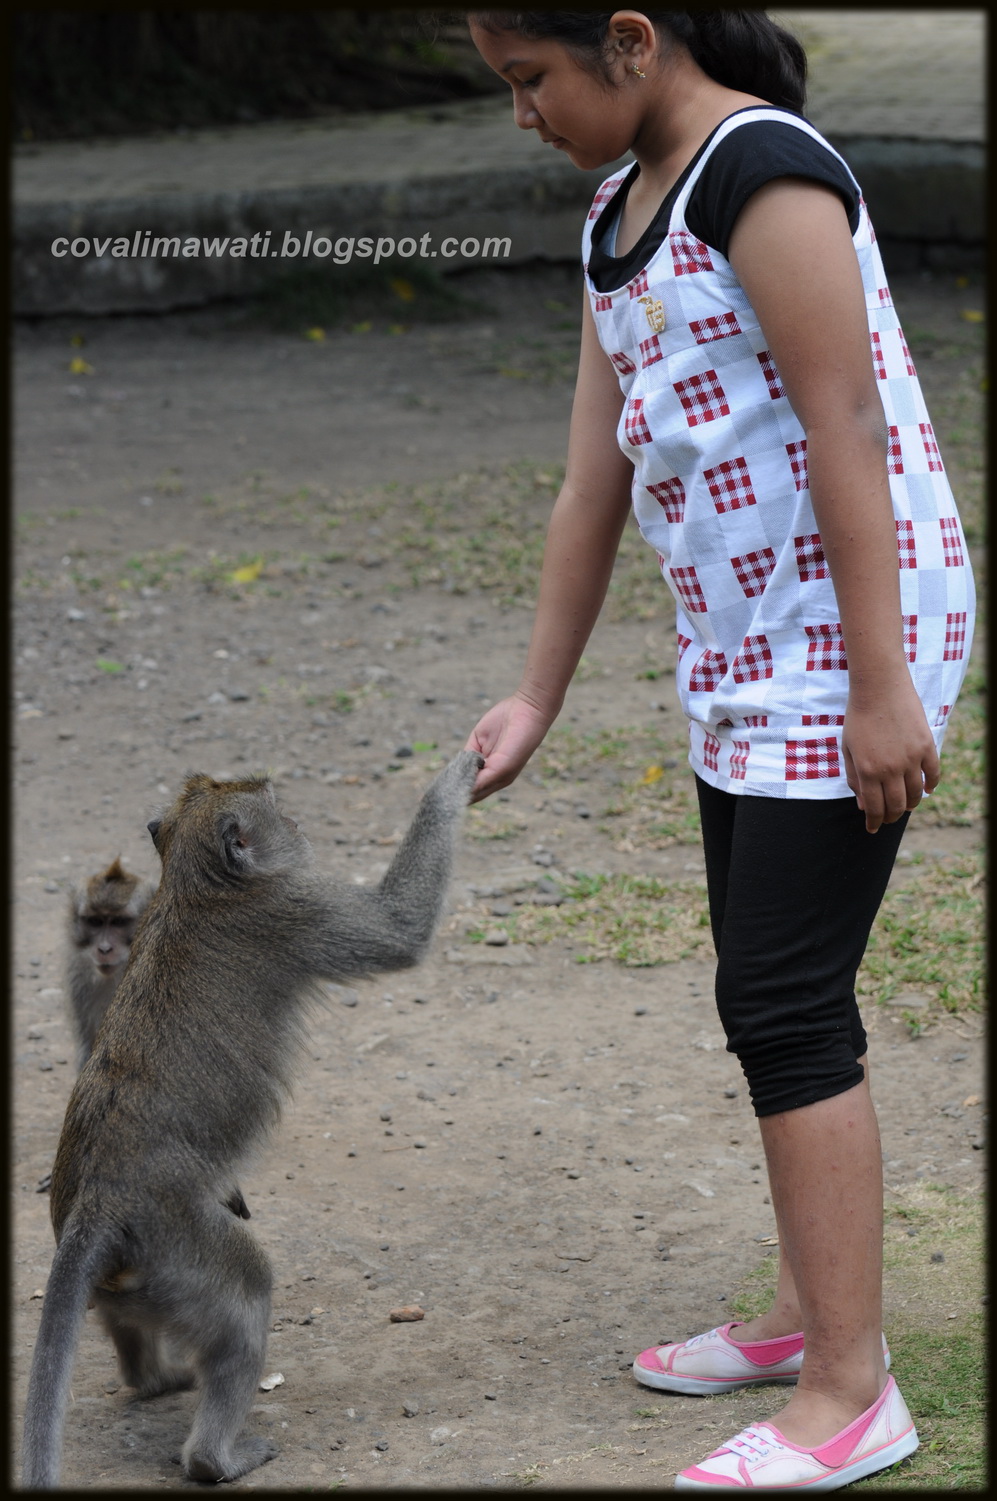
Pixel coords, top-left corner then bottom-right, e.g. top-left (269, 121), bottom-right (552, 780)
top-left (65, 857), bottom-right (155, 1067)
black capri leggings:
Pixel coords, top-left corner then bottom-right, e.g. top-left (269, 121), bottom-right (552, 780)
top-left (695, 776), bottom-right (909, 1118)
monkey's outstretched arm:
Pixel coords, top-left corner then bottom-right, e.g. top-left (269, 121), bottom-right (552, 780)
top-left (377, 749), bottom-right (482, 905)
top-left (299, 751), bottom-right (481, 979)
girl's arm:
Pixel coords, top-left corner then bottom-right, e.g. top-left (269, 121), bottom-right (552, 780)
top-left (728, 179), bottom-right (939, 833)
top-left (466, 293), bottom-right (635, 800)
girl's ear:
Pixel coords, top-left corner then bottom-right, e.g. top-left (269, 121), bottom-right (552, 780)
top-left (605, 9), bottom-right (658, 67)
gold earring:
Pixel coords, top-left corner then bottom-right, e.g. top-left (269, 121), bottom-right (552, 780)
top-left (631, 62), bottom-right (646, 78)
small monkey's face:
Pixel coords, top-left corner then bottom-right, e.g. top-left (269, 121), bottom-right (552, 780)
top-left (74, 913), bottom-right (134, 974)
top-left (70, 858), bottom-right (151, 979)
top-left (149, 773), bottom-right (311, 884)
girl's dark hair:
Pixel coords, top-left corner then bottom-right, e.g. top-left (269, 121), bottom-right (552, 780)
top-left (471, 10), bottom-right (807, 113)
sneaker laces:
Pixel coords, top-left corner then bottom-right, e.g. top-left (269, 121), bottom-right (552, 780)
top-left (726, 1426), bottom-right (779, 1461)
top-left (681, 1327), bottom-right (720, 1351)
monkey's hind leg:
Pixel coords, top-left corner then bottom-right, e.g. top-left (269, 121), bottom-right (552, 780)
top-left (180, 1232), bottom-right (277, 1482)
top-left (183, 1330), bottom-right (276, 1481)
top-left (97, 1302), bottom-right (195, 1399)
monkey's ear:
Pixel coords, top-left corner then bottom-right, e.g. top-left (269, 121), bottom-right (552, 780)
top-left (219, 797), bottom-right (302, 876)
top-left (147, 819), bottom-right (162, 847)
top-left (220, 816), bottom-right (257, 873)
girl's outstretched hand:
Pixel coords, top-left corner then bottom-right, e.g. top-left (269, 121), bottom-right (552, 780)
top-left (465, 694), bottom-right (555, 803)
top-left (842, 680), bottom-right (940, 834)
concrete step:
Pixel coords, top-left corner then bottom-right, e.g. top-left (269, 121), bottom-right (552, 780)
top-left (13, 10), bottom-right (984, 316)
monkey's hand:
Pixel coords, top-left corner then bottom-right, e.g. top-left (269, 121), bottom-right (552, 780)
top-left (423, 750), bottom-right (485, 816)
top-left (373, 750), bottom-right (482, 918)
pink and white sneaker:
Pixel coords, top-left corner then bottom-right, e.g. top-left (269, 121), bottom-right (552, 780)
top-left (633, 1324), bottom-right (890, 1396)
top-left (634, 1324), bottom-right (805, 1394)
top-left (675, 1375), bottom-right (919, 1489)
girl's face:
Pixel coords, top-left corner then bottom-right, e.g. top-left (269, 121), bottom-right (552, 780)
top-left (470, 24), bottom-right (643, 171)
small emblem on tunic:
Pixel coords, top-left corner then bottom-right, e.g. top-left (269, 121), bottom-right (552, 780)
top-left (638, 295), bottom-right (666, 333)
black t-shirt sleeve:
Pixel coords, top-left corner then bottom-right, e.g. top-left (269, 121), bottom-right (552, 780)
top-left (685, 121), bottom-right (860, 260)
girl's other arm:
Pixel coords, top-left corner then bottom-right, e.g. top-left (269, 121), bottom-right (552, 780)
top-left (729, 179), bottom-right (939, 832)
top-left (466, 294), bottom-right (635, 800)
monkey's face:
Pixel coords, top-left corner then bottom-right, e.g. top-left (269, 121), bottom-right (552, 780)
top-left (70, 860), bottom-right (151, 979)
top-left (73, 913), bottom-right (136, 975)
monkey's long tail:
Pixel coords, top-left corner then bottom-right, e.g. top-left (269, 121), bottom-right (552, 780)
top-left (22, 1216), bottom-right (115, 1489)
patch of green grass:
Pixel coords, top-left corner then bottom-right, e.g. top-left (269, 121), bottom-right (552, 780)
top-left (118, 547), bottom-right (191, 591)
top-left (903, 318), bottom-right (985, 546)
top-left (572, 654), bottom-right (608, 683)
top-left (389, 462), bottom-right (556, 600)
top-left (24, 543), bottom-right (271, 597)
top-left (861, 851), bottom-right (984, 1020)
top-left (465, 805), bottom-right (527, 842)
top-left (501, 1462), bottom-right (548, 1485)
top-left (186, 552), bottom-right (283, 592)
top-left (728, 1250), bottom-right (779, 1324)
top-left (492, 332), bottom-right (579, 385)
top-left (10, 462), bottom-right (677, 624)
top-left (200, 460), bottom-right (668, 618)
top-left (729, 1184), bottom-right (984, 1489)
top-left (154, 467), bottom-right (184, 495)
top-left (867, 1185), bottom-right (985, 1488)
top-left (485, 871), bottom-right (711, 966)
top-left (16, 567), bottom-right (49, 591)
top-left (604, 514), bottom-right (674, 621)
top-left (538, 723), bottom-right (700, 849)
top-left (917, 660), bottom-right (985, 827)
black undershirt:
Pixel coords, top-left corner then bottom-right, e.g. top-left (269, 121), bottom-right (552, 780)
top-left (587, 110), bottom-right (861, 293)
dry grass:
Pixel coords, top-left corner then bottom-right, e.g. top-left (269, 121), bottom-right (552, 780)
top-left (860, 852), bottom-right (984, 1019)
top-left (491, 871), bottom-right (713, 967)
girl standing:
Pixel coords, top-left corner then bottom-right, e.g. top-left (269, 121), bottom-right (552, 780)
top-left (465, 9), bottom-right (974, 1491)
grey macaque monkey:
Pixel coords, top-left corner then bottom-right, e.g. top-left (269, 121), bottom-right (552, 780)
top-left (22, 751), bottom-right (481, 1488)
top-left (65, 858), bottom-right (155, 1068)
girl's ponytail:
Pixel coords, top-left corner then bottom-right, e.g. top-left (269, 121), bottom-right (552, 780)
top-left (471, 10), bottom-right (807, 113)
top-left (658, 11), bottom-right (807, 113)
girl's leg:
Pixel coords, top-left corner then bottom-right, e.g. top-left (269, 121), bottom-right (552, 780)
top-left (756, 1068), bottom-right (888, 1446)
top-left (692, 778), bottom-right (906, 1439)
top-left (695, 778), bottom-right (803, 1341)
top-left (733, 1052), bottom-right (873, 1348)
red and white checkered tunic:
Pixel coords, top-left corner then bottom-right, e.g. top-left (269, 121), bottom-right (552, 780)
top-left (582, 108), bottom-right (976, 797)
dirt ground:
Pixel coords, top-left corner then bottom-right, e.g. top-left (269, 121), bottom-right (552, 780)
top-left (12, 264), bottom-right (985, 1489)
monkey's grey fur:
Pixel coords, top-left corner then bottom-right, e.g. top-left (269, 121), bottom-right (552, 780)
top-left (22, 751), bottom-right (482, 1488)
top-left (66, 858), bottom-right (155, 1069)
